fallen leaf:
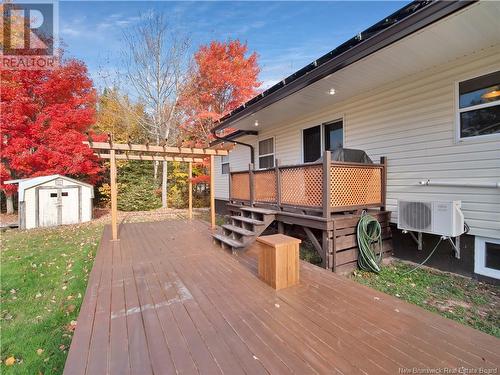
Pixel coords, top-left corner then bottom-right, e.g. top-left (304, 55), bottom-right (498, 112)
top-left (59, 344), bottom-right (66, 351)
top-left (36, 348), bottom-right (44, 356)
top-left (35, 292), bottom-right (42, 298)
top-left (5, 356), bottom-right (15, 366)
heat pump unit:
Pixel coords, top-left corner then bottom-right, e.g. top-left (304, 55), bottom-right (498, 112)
top-left (398, 200), bottom-right (464, 237)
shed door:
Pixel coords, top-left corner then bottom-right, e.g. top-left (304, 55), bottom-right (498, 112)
top-left (38, 189), bottom-right (60, 227)
top-left (61, 188), bottom-right (79, 224)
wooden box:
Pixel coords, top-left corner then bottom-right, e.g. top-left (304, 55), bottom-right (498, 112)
top-left (256, 234), bottom-right (301, 290)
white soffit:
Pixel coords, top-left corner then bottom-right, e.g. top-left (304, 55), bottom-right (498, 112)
top-left (233, 1), bottom-right (500, 131)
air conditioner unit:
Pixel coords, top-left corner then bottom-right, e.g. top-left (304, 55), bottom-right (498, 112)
top-left (397, 200), bottom-right (464, 237)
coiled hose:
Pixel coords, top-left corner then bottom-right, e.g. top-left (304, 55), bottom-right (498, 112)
top-left (357, 212), bottom-right (383, 273)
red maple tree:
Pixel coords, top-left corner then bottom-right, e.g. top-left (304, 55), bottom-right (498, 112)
top-left (180, 40), bottom-right (261, 147)
top-left (0, 58), bottom-right (103, 199)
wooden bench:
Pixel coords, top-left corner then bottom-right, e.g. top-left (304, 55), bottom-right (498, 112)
top-left (256, 234), bottom-right (301, 290)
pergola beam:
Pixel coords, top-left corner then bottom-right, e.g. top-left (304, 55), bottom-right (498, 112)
top-left (95, 153), bottom-right (204, 163)
top-left (85, 141), bottom-right (229, 156)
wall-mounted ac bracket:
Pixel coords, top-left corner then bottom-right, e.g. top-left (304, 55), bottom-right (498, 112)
top-left (402, 230), bottom-right (423, 250)
top-left (445, 236), bottom-right (461, 259)
top-left (403, 230), bottom-right (461, 259)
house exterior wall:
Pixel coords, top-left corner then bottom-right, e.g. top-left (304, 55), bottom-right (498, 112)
top-left (215, 45), bottom-right (500, 239)
top-left (22, 178), bottom-right (93, 229)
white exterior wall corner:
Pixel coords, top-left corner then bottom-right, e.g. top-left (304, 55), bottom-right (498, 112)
top-left (215, 45), bottom-right (500, 238)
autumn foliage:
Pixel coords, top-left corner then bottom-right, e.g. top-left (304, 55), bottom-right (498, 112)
top-left (180, 40), bottom-right (261, 146)
top-left (0, 58), bottom-right (103, 194)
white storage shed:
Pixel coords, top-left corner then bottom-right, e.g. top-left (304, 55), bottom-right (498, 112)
top-left (6, 175), bottom-right (93, 229)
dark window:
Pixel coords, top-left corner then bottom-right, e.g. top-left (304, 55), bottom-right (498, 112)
top-left (221, 156), bottom-right (229, 175)
top-left (303, 125), bottom-right (321, 163)
top-left (458, 71), bottom-right (500, 139)
top-left (258, 138), bottom-right (274, 169)
top-left (324, 120), bottom-right (343, 151)
top-left (460, 106), bottom-right (500, 138)
top-left (485, 242), bottom-right (500, 271)
top-left (62, 192), bottom-right (69, 197)
top-left (50, 193), bottom-right (57, 198)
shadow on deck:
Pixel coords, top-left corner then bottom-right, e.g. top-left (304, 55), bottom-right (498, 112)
top-left (64, 220), bottom-right (500, 374)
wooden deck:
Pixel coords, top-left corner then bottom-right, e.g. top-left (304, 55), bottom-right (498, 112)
top-left (64, 220), bottom-right (500, 374)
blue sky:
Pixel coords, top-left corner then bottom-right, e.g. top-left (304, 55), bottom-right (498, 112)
top-left (60, 1), bottom-right (408, 92)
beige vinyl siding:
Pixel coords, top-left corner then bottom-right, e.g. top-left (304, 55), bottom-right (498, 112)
top-left (214, 156), bottom-right (229, 200)
top-left (217, 44), bottom-right (500, 237)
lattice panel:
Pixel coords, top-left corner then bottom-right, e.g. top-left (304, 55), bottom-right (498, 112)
top-left (231, 173), bottom-right (250, 201)
top-left (330, 166), bottom-right (382, 208)
top-left (254, 170), bottom-right (277, 203)
top-left (280, 165), bottom-right (323, 207)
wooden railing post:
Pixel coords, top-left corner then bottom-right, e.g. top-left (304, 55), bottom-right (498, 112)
top-left (275, 159), bottom-right (281, 208)
top-left (380, 156), bottom-right (387, 211)
top-left (249, 163), bottom-right (255, 206)
top-left (322, 151), bottom-right (332, 218)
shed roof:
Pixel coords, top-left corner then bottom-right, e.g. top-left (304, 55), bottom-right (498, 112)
top-left (5, 175), bottom-right (94, 201)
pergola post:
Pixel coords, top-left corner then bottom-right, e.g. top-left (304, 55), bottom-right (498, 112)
top-left (188, 161), bottom-right (193, 220)
top-left (110, 149), bottom-right (118, 241)
top-left (210, 155), bottom-right (215, 229)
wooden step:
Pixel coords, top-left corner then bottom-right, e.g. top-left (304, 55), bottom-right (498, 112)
top-left (222, 224), bottom-right (255, 237)
top-left (212, 233), bottom-right (245, 249)
top-left (240, 207), bottom-right (276, 215)
top-left (230, 216), bottom-right (265, 225)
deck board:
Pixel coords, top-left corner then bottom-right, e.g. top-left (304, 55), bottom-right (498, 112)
top-left (64, 220), bottom-right (500, 374)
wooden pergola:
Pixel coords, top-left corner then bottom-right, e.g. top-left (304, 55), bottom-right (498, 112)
top-left (84, 140), bottom-right (229, 241)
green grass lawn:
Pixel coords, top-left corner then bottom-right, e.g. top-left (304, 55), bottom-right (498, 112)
top-left (351, 261), bottom-right (500, 338)
top-left (1, 222), bottom-right (104, 374)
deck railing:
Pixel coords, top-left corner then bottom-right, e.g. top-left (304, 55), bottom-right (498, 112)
top-left (229, 151), bottom-right (386, 216)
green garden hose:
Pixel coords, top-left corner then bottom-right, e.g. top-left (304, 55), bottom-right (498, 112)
top-left (356, 212), bottom-right (383, 273)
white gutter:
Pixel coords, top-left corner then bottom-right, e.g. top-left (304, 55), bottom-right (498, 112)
top-left (419, 180), bottom-right (500, 189)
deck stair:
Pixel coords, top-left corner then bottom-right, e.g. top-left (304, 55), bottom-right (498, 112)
top-left (212, 206), bottom-right (276, 252)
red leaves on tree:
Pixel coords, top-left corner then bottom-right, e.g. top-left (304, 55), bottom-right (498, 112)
top-left (0, 58), bottom-right (103, 193)
top-left (180, 40), bottom-right (261, 146)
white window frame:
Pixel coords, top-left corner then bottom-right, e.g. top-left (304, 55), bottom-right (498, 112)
top-left (474, 236), bottom-right (500, 279)
top-left (258, 137), bottom-right (275, 169)
top-left (300, 115), bottom-right (345, 163)
top-left (454, 69), bottom-right (500, 143)
top-left (220, 155), bottom-right (229, 175)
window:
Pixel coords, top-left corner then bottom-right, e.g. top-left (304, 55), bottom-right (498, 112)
top-left (303, 125), bottom-right (321, 162)
top-left (458, 71), bottom-right (500, 139)
top-left (324, 120), bottom-right (343, 151)
top-left (221, 155), bottom-right (229, 174)
top-left (62, 192), bottom-right (69, 197)
top-left (302, 118), bottom-right (344, 162)
top-left (475, 237), bottom-right (500, 279)
top-left (50, 193), bottom-right (57, 198)
top-left (258, 138), bottom-right (274, 169)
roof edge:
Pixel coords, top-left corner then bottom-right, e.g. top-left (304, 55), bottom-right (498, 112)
top-left (212, 0), bottom-right (474, 133)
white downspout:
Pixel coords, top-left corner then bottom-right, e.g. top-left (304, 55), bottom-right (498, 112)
top-left (419, 180), bottom-right (500, 188)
